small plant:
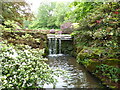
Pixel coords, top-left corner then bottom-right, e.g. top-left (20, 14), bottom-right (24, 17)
top-left (95, 64), bottom-right (120, 83)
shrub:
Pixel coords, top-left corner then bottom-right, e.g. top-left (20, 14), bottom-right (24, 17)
top-left (95, 64), bottom-right (120, 83)
top-left (60, 22), bottom-right (73, 33)
top-left (0, 42), bottom-right (57, 89)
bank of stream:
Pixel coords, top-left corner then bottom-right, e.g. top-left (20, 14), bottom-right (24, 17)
top-left (44, 55), bottom-right (105, 88)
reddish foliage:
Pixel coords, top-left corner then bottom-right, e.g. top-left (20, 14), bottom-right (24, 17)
top-left (57, 31), bottom-right (62, 34)
top-left (113, 11), bottom-right (119, 14)
top-left (96, 20), bottom-right (101, 23)
top-left (49, 29), bottom-right (55, 34)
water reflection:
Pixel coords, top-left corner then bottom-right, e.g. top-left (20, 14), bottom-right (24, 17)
top-left (44, 55), bottom-right (103, 88)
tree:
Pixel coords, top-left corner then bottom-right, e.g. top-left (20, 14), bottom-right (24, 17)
top-left (29, 2), bottom-right (71, 29)
top-left (1, 0), bottom-right (33, 27)
top-left (53, 2), bottom-right (71, 27)
top-left (37, 2), bottom-right (56, 28)
top-left (66, 2), bottom-right (102, 22)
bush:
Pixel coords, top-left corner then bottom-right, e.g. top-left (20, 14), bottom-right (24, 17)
top-left (77, 47), bottom-right (104, 61)
top-left (60, 22), bottom-right (73, 33)
top-left (95, 64), bottom-right (120, 83)
top-left (0, 42), bottom-right (57, 89)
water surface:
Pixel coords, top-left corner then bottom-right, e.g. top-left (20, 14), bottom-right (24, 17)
top-left (44, 55), bottom-right (104, 88)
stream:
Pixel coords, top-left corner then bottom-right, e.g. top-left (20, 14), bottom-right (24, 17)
top-left (44, 54), bottom-right (104, 88)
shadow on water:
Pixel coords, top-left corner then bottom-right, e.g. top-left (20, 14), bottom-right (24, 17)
top-left (44, 54), bottom-right (105, 88)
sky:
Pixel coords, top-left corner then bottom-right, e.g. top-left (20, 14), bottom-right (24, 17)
top-left (26, 0), bottom-right (74, 13)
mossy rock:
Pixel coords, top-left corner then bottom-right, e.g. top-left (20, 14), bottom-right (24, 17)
top-left (86, 59), bottom-right (102, 72)
top-left (86, 58), bottom-right (120, 72)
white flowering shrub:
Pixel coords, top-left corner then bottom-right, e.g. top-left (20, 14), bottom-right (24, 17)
top-left (0, 42), bottom-right (57, 89)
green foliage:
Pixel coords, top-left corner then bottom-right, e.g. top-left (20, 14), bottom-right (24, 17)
top-left (2, 1), bottom-right (33, 26)
top-left (66, 2), bottom-right (102, 22)
top-left (71, 2), bottom-right (120, 88)
top-left (0, 42), bottom-right (58, 89)
top-left (29, 2), bottom-right (71, 29)
top-left (16, 33), bottom-right (41, 43)
top-left (73, 2), bottom-right (120, 59)
top-left (95, 64), bottom-right (120, 83)
top-left (72, 23), bottom-right (79, 29)
top-left (23, 20), bottom-right (31, 29)
top-left (0, 20), bottom-right (22, 32)
top-left (77, 47), bottom-right (104, 66)
top-left (4, 20), bottom-right (21, 31)
top-left (78, 59), bottom-right (93, 67)
top-left (81, 47), bottom-right (104, 57)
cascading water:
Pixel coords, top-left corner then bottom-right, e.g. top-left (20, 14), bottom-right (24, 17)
top-left (58, 38), bottom-right (61, 54)
top-left (49, 38), bottom-right (57, 55)
top-left (54, 37), bottom-right (57, 54)
top-left (48, 38), bottom-right (52, 55)
top-left (48, 34), bottom-right (62, 56)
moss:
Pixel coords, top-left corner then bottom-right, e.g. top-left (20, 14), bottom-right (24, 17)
top-left (106, 58), bottom-right (120, 62)
top-left (83, 58), bottom-right (120, 73)
top-left (86, 59), bottom-right (102, 72)
top-left (102, 59), bottom-right (120, 67)
top-left (77, 47), bottom-right (104, 63)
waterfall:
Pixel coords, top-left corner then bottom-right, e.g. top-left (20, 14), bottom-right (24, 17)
top-left (48, 34), bottom-right (63, 56)
top-left (48, 33), bottom-right (72, 56)
top-left (54, 37), bottom-right (57, 54)
top-left (59, 38), bottom-right (61, 54)
top-left (49, 38), bottom-right (52, 55)
top-left (48, 38), bottom-right (57, 55)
